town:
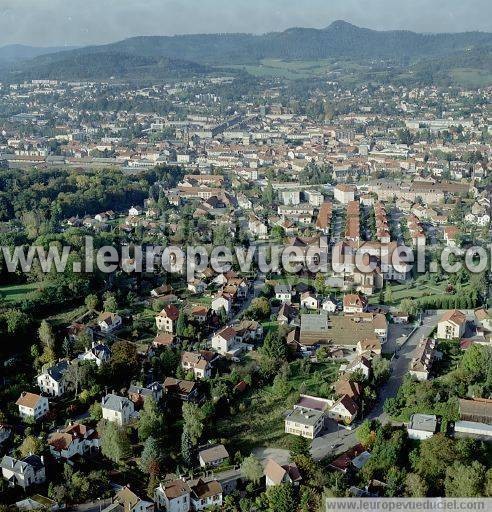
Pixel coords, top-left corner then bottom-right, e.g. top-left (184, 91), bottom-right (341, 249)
top-left (0, 18), bottom-right (491, 512)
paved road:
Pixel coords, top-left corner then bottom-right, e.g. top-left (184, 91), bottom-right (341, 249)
top-left (310, 311), bottom-right (440, 461)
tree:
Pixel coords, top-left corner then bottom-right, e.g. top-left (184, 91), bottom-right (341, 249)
top-left (176, 311), bottom-right (187, 337)
top-left (372, 356), bottom-right (391, 385)
top-left (413, 434), bottom-right (457, 486)
top-left (103, 293), bottom-right (118, 312)
top-left (289, 435), bottom-right (311, 458)
top-left (85, 294), bottom-right (99, 311)
top-left (38, 320), bottom-right (55, 349)
top-left (101, 422), bottom-right (131, 463)
top-left (89, 402), bottom-right (102, 421)
top-left (260, 330), bottom-right (287, 361)
top-left (182, 402), bottom-right (205, 445)
top-left (400, 299), bottom-right (418, 316)
top-left (140, 436), bottom-right (161, 473)
top-left (444, 461), bottom-right (485, 497)
top-left (19, 435), bottom-right (43, 458)
top-left (264, 483), bottom-right (296, 512)
top-left (356, 420), bottom-right (376, 448)
top-left (248, 297), bottom-right (271, 321)
top-left (181, 428), bottom-right (193, 467)
top-left (138, 397), bottom-right (163, 441)
top-left (3, 309), bottom-right (29, 335)
top-left (241, 455), bottom-right (263, 484)
top-left (405, 472), bottom-right (428, 497)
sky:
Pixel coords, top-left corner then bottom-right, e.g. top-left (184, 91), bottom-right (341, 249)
top-left (0, 0), bottom-right (491, 47)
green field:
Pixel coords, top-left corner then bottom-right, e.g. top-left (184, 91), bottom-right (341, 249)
top-left (215, 359), bottom-right (339, 453)
top-left (223, 58), bottom-right (335, 79)
top-left (0, 282), bottom-right (44, 303)
top-left (449, 68), bottom-right (492, 87)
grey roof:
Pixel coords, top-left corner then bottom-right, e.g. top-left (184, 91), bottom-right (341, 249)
top-left (300, 311), bottom-right (329, 332)
top-left (199, 444), bottom-right (229, 464)
top-left (101, 393), bottom-right (133, 412)
top-left (275, 284), bottom-right (292, 294)
top-left (408, 414), bottom-right (437, 433)
top-left (44, 360), bottom-right (70, 382)
top-left (285, 407), bottom-right (324, 427)
top-left (1, 454), bottom-right (44, 474)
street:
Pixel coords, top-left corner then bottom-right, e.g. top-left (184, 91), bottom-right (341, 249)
top-left (310, 311), bottom-right (440, 460)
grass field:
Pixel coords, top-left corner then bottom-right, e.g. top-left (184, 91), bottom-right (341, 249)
top-left (449, 68), bottom-right (492, 87)
top-left (0, 282), bottom-right (44, 303)
top-left (224, 58), bottom-right (335, 79)
top-left (215, 358), bottom-right (339, 453)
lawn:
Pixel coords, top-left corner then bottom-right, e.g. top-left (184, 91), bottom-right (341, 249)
top-left (369, 281), bottom-right (449, 306)
top-left (214, 358), bottom-right (340, 454)
top-left (223, 58), bottom-right (334, 79)
top-left (0, 282), bottom-right (44, 303)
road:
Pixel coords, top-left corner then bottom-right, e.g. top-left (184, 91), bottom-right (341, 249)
top-left (310, 311), bottom-right (440, 461)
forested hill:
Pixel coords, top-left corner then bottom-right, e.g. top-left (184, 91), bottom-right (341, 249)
top-left (2, 20), bottom-right (492, 81)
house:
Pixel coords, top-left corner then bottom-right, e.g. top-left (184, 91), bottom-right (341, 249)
top-left (437, 309), bottom-right (467, 340)
top-left (187, 280), bottom-right (206, 294)
top-left (198, 444), bottom-right (229, 468)
top-left (334, 184), bottom-right (355, 204)
top-left (277, 303), bottom-right (299, 325)
top-left (155, 305), bottom-right (180, 333)
top-left (329, 444), bottom-right (367, 473)
top-left (98, 312), bottom-right (122, 333)
top-left (190, 306), bottom-right (210, 324)
top-left (128, 206), bottom-right (143, 216)
top-left (16, 392), bottom-right (49, 421)
top-left (327, 395), bottom-right (359, 424)
top-left (407, 414), bottom-right (438, 440)
top-left (409, 338), bottom-right (438, 381)
top-left (300, 292), bottom-right (319, 310)
top-left (150, 284), bottom-right (173, 298)
top-left (189, 479), bottom-right (222, 511)
top-left (163, 377), bottom-right (199, 402)
top-left (356, 336), bottom-right (382, 356)
top-left (211, 326), bottom-right (237, 355)
top-left (78, 342), bottom-right (111, 367)
top-left (343, 294), bottom-right (368, 314)
top-left (322, 297), bottom-right (338, 313)
top-left (233, 320), bottom-right (263, 343)
top-left (181, 352), bottom-right (213, 379)
top-left (101, 394), bottom-right (135, 426)
top-left (128, 382), bottom-right (163, 407)
top-left (48, 422), bottom-right (100, 459)
top-left (274, 284), bottom-right (293, 303)
top-left (284, 406), bottom-right (325, 439)
top-left (153, 333), bottom-right (177, 348)
top-left (112, 485), bottom-right (154, 512)
top-left (342, 355), bottom-right (371, 380)
top-left (1, 455), bottom-right (46, 490)
top-left (211, 293), bottom-right (232, 316)
top-left (0, 425), bottom-right (12, 446)
top-left (155, 479), bottom-right (191, 512)
top-left (334, 379), bottom-right (362, 401)
top-left (443, 226), bottom-right (460, 247)
top-left (264, 459), bottom-right (302, 488)
top-left (36, 360), bottom-right (69, 397)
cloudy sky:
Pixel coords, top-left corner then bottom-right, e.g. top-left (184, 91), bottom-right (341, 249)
top-left (1, 0), bottom-right (491, 47)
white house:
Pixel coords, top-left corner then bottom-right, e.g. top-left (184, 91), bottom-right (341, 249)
top-left (437, 309), bottom-right (467, 340)
top-left (101, 394), bottom-right (135, 426)
top-left (274, 285), bottom-right (293, 303)
top-left (211, 327), bottom-right (237, 355)
top-left (181, 352), bottom-right (212, 379)
top-left (155, 479), bottom-right (191, 512)
top-left (16, 392), bottom-right (49, 422)
top-left (1, 455), bottom-right (46, 490)
top-left (264, 459), bottom-right (302, 488)
top-left (327, 395), bottom-right (359, 425)
top-left (211, 294), bottom-right (232, 316)
top-left (300, 292), bottom-right (319, 310)
top-left (407, 414), bottom-right (438, 440)
top-left (112, 486), bottom-right (154, 512)
top-left (198, 444), bottom-right (229, 468)
top-left (334, 184), bottom-right (355, 204)
top-left (48, 422), bottom-right (100, 459)
top-left (189, 479), bottom-right (222, 511)
top-left (78, 342), bottom-right (111, 367)
top-left (322, 298), bottom-right (338, 313)
top-left (36, 360), bottom-right (70, 397)
top-left (98, 312), bottom-right (122, 333)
